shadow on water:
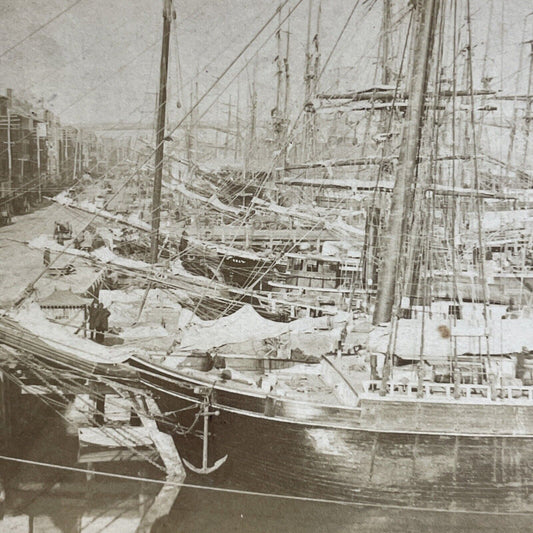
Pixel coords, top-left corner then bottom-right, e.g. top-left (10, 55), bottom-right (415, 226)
top-left (1, 392), bottom-right (533, 532)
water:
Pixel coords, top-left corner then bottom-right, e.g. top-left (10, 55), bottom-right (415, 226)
top-left (1, 395), bottom-right (533, 532)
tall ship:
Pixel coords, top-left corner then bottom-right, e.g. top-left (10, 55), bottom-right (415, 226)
top-left (127, 0), bottom-right (533, 511)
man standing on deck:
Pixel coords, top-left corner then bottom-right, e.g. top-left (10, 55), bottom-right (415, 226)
top-left (94, 303), bottom-right (110, 344)
top-left (88, 301), bottom-right (98, 340)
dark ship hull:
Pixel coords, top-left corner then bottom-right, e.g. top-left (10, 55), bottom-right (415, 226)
top-left (131, 357), bottom-right (533, 513)
top-left (179, 236), bottom-right (279, 291)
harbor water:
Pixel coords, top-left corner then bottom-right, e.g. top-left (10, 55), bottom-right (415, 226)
top-left (1, 389), bottom-right (532, 533)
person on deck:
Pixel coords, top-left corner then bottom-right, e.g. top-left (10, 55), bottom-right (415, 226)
top-left (88, 301), bottom-right (98, 340)
top-left (94, 303), bottom-right (111, 344)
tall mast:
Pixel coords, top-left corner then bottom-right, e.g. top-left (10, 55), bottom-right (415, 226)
top-left (273, 4), bottom-right (288, 171)
top-left (522, 40), bottom-right (533, 171)
top-left (372, 0), bottom-right (439, 325)
top-left (302, 0), bottom-right (314, 160)
top-left (381, 0), bottom-right (392, 85)
top-left (282, 19), bottom-right (291, 166)
top-left (249, 59), bottom-right (258, 164)
top-left (225, 95), bottom-right (232, 158)
top-left (283, 18), bottom-right (291, 119)
top-left (275, 2), bottom-right (283, 114)
top-left (150, 0), bottom-right (173, 263)
top-left (313, 0), bottom-right (322, 96)
top-left (235, 79), bottom-right (241, 162)
top-left (505, 21), bottom-right (528, 177)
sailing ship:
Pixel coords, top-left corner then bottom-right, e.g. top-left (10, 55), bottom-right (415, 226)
top-left (127, 0), bottom-right (533, 512)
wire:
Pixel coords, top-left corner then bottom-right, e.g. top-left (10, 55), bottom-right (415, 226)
top-left (0, 0), bottom-right (87, 59)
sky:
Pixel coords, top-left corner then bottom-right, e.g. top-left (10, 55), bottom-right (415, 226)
top-left (0, 0), bottom-right (531, 128)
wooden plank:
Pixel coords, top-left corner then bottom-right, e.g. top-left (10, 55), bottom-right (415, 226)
top-left (78, 426), bottom-right (152, 448)
top-left (132, 395), bottom-right (185, 478)
top-left (132, 393), bottom-right (186, 533)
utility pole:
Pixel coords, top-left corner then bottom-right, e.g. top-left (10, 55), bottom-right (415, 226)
top-left (36, 123), bottom-right (42, 202)
top-left (6, 107), bottom-right (12, 216)
top-left (150, 0), bottom-right (173, 263)
top-left (372, 0), bottom-right (439, 325)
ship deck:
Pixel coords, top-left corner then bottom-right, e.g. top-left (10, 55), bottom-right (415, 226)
top-left (149, 355), bottom-right (345, 406)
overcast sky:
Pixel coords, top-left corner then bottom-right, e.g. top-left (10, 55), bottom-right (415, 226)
top-left (0, 0), bottom-right (531, 127)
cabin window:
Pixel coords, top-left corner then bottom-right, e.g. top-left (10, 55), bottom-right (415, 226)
top-left (306, 260), bottom-right (319, 272)
top-left (448, 305), bottom-right (462, 319)
top-left (291, 259), bottom-right (303, 271)
top-left (323, 262), bottom-right (338, 274)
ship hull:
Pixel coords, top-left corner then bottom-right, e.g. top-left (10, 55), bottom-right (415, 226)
top-left (132, 358), bottom-right (533, 513)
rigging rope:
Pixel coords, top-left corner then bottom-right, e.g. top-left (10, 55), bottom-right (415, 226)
top-left (0, 0), bottom-right (87, 59)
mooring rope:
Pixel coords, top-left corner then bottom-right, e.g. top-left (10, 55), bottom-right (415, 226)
top-left (0, 454), bottom-right (532, 515)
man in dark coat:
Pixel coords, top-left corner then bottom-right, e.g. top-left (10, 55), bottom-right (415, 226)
top-left (88, 301), bottom-right (98, 340)
top-left (94, 303), bottom-right (111, 344)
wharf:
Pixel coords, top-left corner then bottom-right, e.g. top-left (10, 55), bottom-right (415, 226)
top-left (0, 203), bottom-right (100, 307)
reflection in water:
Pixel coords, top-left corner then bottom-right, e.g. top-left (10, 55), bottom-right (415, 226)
top-left (1, 395), bottom-right (533, 532)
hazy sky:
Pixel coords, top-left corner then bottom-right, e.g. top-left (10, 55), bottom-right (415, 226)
top-left (0, 0), bottom-right (531, 127)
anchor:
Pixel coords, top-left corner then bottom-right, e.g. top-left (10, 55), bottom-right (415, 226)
top-left (182, 398), bottom-right (228, 475)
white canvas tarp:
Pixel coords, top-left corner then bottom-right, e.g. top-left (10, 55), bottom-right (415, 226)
top-left (368, 317), bottom-right (533, 359)
top-left (178, 304), bottom-right (347, 357)
top-left (13, 303), bottom-right (134, 364)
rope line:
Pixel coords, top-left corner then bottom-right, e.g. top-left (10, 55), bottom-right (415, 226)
top-left (0, 454), bottom-right (532, 515)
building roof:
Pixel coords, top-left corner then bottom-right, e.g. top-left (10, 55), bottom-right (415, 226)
top-left (38, 288), bottom-right (92, 308)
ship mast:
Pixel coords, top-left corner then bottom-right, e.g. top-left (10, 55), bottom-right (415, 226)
top-left (372, 0), bottom-right (439, 324)
top-left (381, 0), bottom-right (392, 85)
top-left (150, 0), bottom-right (173, 263)
top-left (302, 0), bottom-right (315, 160)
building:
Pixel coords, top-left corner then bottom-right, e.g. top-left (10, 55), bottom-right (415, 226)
top-left (0, 89), bottom-right (91, 222)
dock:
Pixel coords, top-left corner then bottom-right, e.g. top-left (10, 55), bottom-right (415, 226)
top-left (70, 389), bottom-right (186, 532)
top-left (131, 394), bottom-right (186, 533)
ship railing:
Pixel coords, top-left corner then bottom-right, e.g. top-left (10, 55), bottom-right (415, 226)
top-left (362, 380), bottom-right (533, 401)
